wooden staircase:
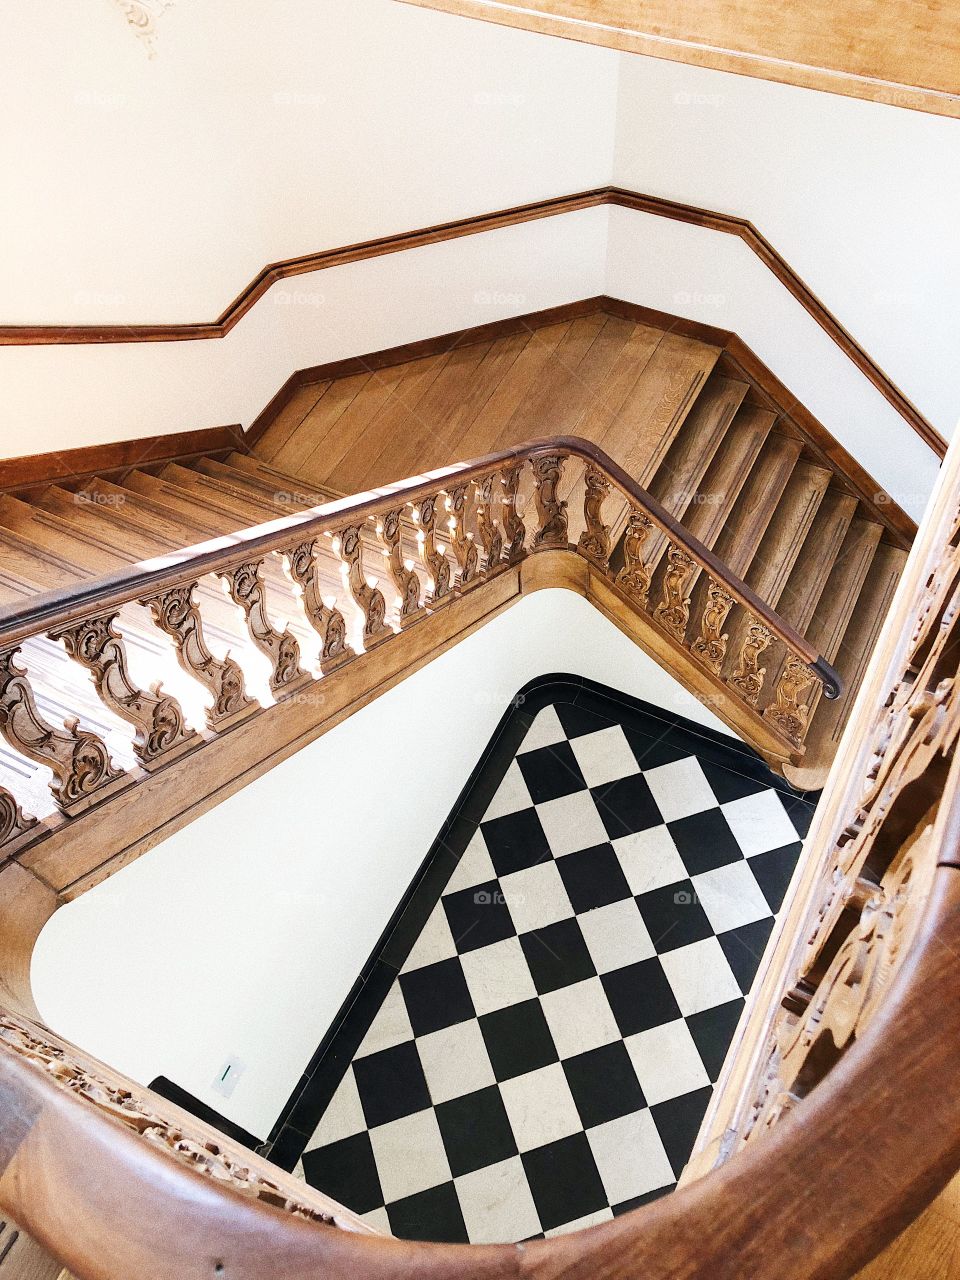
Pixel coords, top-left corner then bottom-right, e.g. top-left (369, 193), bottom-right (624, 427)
top-left (249, 308), bottom-right (913, 787)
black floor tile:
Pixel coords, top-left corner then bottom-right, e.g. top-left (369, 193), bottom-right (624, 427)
top-left (479, 999), bottom-right (559, 1082)
top-left (517, 740), bottom-right (587, 803)
top-left (436, 1086), bottom-right (519, 1177)
top-left (556, 843), bottom-right (633, 913)
top-left (480, 808), bottom-right (553, 877)
top-left (649, 1086), bottom-right (713, 1179)
top-left (685, 1000), bottom-right (745, 1082)
top-left (636, 879), bottom-right (715, 953)
top-left (601, 959), bottom-right (682, 1037)
top-left (717, 917), bottom-right (776, 993)
top-left (353, 1043), bottom-right (431, 1128)
top-left (668, 808), bottom-right (744, 875)
top-left (592, 774), bottom-right (663, 839)
top-left (399, 958), bottom-right (477, 1036)
top-left (748, 842), bottom-right (803, 913)
top-left (387, 1181), bottom-right (469, 1243)
top-left (519, 918), bottom-right (597, 995)
top-left (522, 1133), bottom-right (609, 1231)
top-left (443, 880), bottom-right (517, 954)
top-left (562, 1041), bottom-right (646, 1129)
top-left (301, 1131), bottom-right (384, 1214)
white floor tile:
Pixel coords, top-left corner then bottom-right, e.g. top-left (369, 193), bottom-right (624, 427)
top-left (369, 1109), bottom-right (452, 1203)
top-left (499, 1063), bottom-right (583, 1152)
top-left (659, 937), bottom-right (742, 1017)
top-left (544, 1206), bottom-right (615, 1236)
top-left (483, 760), bottom-right (535, 820)
top-left (577, 899), bottom-right (656, 973)
top-left (691, 861), bottom-right (772, 935)
top-left (362, 1206), bottom-right (392, 1234)
top-left (459, 935), bottom-right (539, 1016)
top-left (643, 757), bottom-right (717, 822)
top-left (569, 725), bottom-right (640, 788)
top-left (417, 1019), bottom-right (497, 1104)
top-left (625, 1020), bottom-right (711, 1106)
top-left (540, 977), bottom-right (621, 1060)
top-left (587, 1110), bottom-right (676, 1204)
top-left (536, 790), bottom-right (609, 857)
top-left (499, 861), bottom-right (575, 934)
top-left (303, 1068), bottom-right (367, 1150)
top-left (356, 984), bottom-right (414, 1058)
top-left (614, 826), bottom-right (688, 895)
top-left (518, 705), bottom-right (567, 753)
top-left (445, 829), bottom-right (496, 894)
top-left (455, 1156), bottom-right (543, 1243)
top-left (403, 903), bottom-right (459, 971)
top-left (721, 790), bottom-right (799, 858)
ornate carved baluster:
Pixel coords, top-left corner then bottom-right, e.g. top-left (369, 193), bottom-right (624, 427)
top-left (654, 543), bottom-right (697, 639)
top-left (691, 578), bottom-right (737, 673)
top-left (615, 511), bottom-right (655, 605)
top-left (285, 540), bottom-right (356, 669)
top-left (375, 511), bottom-right (422, 627)
top-left (475, 473), bottom-right (504, 572)
top-left (577, 467), bottom-right (612, 568)
top-left (764, 655), bottom-right (818, 746)
top-left (500, 463), bottom-right (526, 563)
top-left (531, 452), bottom-right (569, 549)
top-left (51, 614), bottom-right (199, 770)
top-left (218, 561), bottom-right (310, 694)
top-left (0, 647), bottom-right (127, 815)
top-left (445, 485), bottom-right (479, 588)
top-left (142, 583), bottom-right (257, 728)
top-left (335, 524), bottom-right (391, 646)
top-left (413, 497), bottom-right (453, 604)
top-left (729, 615), bottom-right (774, 705)
top-left (0, 785), bottom-right (38, 854)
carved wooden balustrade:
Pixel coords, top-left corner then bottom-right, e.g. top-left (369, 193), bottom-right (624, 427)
top-left (0, 437), bottom-right (838, 869)
top-left (5, 434), bottom-right (960, 1279)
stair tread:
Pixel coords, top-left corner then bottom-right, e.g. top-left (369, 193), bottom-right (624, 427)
top-left (775, 488), bottom-right (860, 632)
top-left (681, 404), bottom-right (778, 550)
top-left (708, 433), bottom-right (804, 580)
top-left (648, 375), bottom-right (750, 518)
top-left (742, 459), bottom-right (834, 608)
top-left (802, 517), bottom-right (885, 661)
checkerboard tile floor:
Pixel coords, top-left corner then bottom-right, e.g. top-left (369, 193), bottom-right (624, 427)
top-left (298, 699), bottom-right (812, 1242)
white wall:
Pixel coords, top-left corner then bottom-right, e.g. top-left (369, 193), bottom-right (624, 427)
top-left (0, 0), bottom-right (618, 322)
top-left (604, 208), bottom-right (941, 519)
top-left (613, 55), bottom-right (960, 439)
top-left (31, 588), bottom-right (734, 1140)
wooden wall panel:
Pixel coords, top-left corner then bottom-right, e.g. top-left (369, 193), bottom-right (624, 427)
top-left (397, 0), bottom-right (960, 118)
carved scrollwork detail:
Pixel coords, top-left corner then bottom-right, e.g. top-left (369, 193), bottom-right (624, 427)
top-left (0, 1009), bottom-right (345, 1228)
top-left (577, 468), bottom-right (612, 568)
top-left (0, 785), bottom-right (38, 852)
top-left (654, 544), bottom-right (697, 640)
top-left (729, 616), bottom-right (774, 705)
top-left (374, 512), bottom-right (422, 626)
top-left (763, 655), bottom-right (817, 747)
top-left (0, 647), bottom-right (127, 815)
top-left (500, 464), bottom-right (527, 563)
top-left (413, 498), bottom-right (453, 604)
top-left (52, 613), bottom-right (198, 767)
top-left (445, 485), bottom-right (480, 588)
top-left (142, 583), bottom-right (256, 727)
top-left (286, 541), bottom-right (356, 669)
top-left (691, 578), bottom-right (737, 673)
top-left (531, 453), bottom-right (569, 549)
top-left (475, 474), bottom-right (504, 571)
top-left (615, 511), bottom-right (655, 605)
top-left (219, 561), bottom-right (309, 693)
top-left (335, 525), bottom-right (392, 645)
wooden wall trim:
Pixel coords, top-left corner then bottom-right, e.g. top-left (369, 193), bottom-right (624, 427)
top-left (0, 425), bottom-right (244, 497)
top-left (0, 188), bottom-right (943, 459)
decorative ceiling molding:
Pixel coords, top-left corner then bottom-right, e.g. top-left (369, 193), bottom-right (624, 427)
top-left (0, 186), bottom-right (943, 458)
top-left (110, 0), bottom-right (175, 56)
top-left (395, 0), bottom-right (960, 120)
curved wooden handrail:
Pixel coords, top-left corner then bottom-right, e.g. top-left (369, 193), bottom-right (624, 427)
top-left (0, 435), bottom-right (839, 699)
top-left (2, 866), bottom-right (957, 1280)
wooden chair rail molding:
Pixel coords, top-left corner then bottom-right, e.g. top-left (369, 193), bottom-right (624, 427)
top-left (0, 187), bottom-right (942, 458)
top-left (3, 431), bottom-right (960, 1278)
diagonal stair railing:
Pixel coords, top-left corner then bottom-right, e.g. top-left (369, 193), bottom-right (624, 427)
top-left (0, 436), bottom-right (838, 865)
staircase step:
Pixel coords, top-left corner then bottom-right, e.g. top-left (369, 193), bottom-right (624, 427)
top-left (774, 488), bottom-right (861, 632)
top-left (742, 459), bottom-right (834, 607)
top-left (81, 477), bottom-right (224, 542)
top-left (784, 542), bottom-right (907, 791)
top-left (0, 495), bottom-right (131, 576)
top-left (710, 434), bottom-right (805, 580)
top-left (32, 486), bottom-right (181, 554)
top-left (159, 463), bottom-right (288, 521)
top-left (194, 458), bottom-right (332, 511)
top-left (681, 404), bottom-right (778, 550)
top-left (124, 471), bottom-right (262, 533)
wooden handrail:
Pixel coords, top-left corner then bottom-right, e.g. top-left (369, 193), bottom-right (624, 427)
top-left (3, 427), bottom-right (960, 1277)
top-left (0, 435), bottom-right (838, 697)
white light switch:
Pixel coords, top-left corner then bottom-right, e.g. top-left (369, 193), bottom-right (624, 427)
top-left (211, 1054), bottom-right (247, 1099)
